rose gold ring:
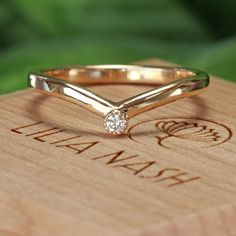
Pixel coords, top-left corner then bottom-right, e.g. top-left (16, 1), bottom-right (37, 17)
top-left (28, 65), bottom-right (209, 135)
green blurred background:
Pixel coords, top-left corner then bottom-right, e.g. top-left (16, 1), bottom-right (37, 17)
top-left (1, 0), bottom-right (236, 94)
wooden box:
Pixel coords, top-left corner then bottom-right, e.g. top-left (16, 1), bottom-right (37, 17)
top-left (0, 59), bottom-right (236, 236)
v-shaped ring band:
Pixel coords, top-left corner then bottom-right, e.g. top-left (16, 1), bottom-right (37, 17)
top-left (28, 65), bottom-right (210, 135)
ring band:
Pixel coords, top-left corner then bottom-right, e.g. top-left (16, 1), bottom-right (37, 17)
top-left (28, 65), bottom-right (210, 135)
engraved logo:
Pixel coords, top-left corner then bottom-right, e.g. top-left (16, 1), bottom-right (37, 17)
top-left (11, 121), bottom-right (202, 187)
top-left (128, 118), bottom-right (232, 149)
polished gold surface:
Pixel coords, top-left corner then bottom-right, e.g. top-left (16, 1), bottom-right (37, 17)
top-left (28, 65), bottom-right (209, 134)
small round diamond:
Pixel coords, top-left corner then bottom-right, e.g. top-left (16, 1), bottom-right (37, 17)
top-left (104, 110), bottom-right (128, 135)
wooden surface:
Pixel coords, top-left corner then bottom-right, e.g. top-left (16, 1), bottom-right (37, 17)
top-left (0, 58), bottom-right (236, 236)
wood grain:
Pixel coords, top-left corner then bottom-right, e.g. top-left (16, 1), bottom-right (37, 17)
top-left (0, 58), bottom-right (236, 236)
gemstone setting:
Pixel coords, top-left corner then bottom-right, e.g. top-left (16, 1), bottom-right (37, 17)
top-left (104, 110), bottom-right (128, 135)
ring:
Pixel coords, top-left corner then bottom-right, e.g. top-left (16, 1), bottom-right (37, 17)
top-left (28, 65), bottom-right (210, 135)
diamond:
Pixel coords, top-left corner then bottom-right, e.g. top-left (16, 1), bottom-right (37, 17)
top-left (104, 110), bottom-right (128, 135)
